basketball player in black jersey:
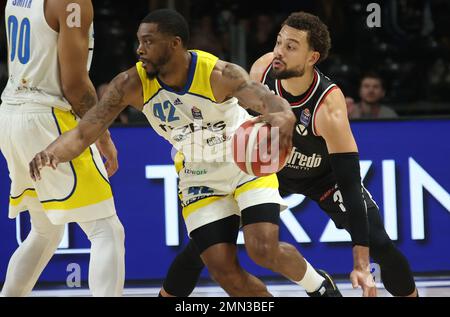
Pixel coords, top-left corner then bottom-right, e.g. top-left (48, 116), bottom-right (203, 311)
top-left (160, 12), bottom-right (417, 297)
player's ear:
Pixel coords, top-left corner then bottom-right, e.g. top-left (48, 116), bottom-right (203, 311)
top-left (172, 36), bottom-right (183, 49)
top-left (308, 51), bottom-right (320, 66)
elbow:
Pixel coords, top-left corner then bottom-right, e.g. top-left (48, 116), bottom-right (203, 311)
top-left (61, 79), bottom-right (78, 95)
top-left (61, 77), bottom-right (92, 101)
top-left (61, 82), bottom-right (81, 103)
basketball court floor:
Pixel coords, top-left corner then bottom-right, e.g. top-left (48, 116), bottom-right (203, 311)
top-left (28, 277), bottom-right (450, 297)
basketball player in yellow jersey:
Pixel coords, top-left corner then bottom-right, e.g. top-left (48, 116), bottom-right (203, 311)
top-left (29, 9), bottom-right (337, 296)
top-left (0, 0), bottom-right (124, 296)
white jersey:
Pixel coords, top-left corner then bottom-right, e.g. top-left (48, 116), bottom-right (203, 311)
top-left (136, 50), bottom-right (252, 163)
top-left (1, 0), bottom-right (94, 110)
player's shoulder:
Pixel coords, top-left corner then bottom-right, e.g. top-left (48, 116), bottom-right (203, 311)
top-left (250, 53), bottom-right (273, 82)
top-left (209, 59), bottom-right (250, 102)
top-left (315, 68), bottom-right (336, 87)
top-left (318, 86), bottom-right (346, 119)
top-left (211, 59), bottom-right (248, 80)
top-left (252, 52), bottom-right (274, 69)
top-left (192, 49), bottom-right (218, 63)
top-left (46, 0), bottom-right (93, 27)
top-left (47, 0), bottom-right (92, 11)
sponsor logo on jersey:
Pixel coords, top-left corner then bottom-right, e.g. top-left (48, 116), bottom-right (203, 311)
top-left (173, 134), bottom-right (187, 142)
top-left (285, 147), bottom-right (322, 170)
top-left (174, 98), bottom-right (183, 106)
top-left (296, 124), bottom-right (308, 136)
top-left (169, 121), bottom-right (227, 144)
top-left (206, 134), bottom-right (232, 146)
top-left (191, 106), bottom-right (203, 120)
top-left (300, 109), bottom-right (311, 127)
top-left (184, 169), bottom-right (208, 176)
top-left (161, 121), bottom-right (226, 134)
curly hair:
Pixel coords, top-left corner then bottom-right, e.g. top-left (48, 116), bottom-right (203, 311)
top-left (282, 12), bottom-right (331, 64)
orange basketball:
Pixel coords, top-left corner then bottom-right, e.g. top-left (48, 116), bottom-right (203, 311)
top-left (232, 119), bottom-right (291, 176)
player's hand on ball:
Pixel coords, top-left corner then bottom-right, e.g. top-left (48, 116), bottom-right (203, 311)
top-left (29, 151), bottom-right (59, 181)
top-left (254, 109), bottom-right (296, 153)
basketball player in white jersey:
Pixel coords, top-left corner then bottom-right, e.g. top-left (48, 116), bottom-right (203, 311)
top-left (28, 9), bottom-right (343, 297)
top-left (0, 0), bottom-right (125, 296)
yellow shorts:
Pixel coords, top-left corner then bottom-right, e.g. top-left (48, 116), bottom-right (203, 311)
top-left (0, 103), bottom-right (116, 224)
top-left (175, 152), bottom-right (287, 235)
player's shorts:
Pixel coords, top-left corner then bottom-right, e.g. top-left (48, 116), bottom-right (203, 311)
top-left (316, 184), bottom-right (379, 230)
top-left (174, 152), bottom-right (287, 235)
top-left (0, 103), bottom-right (116, 225)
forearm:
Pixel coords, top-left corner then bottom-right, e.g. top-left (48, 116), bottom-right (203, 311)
top-left (62, 77), bottom-right (98, 118)
top-left (329, 152), bottom-right (370, 247)
top-left (64, 82), bottom-right (113, 145)
top-left (263, 92), bottom-right (292, 114)
top-left (46, 114), bottom-right (111, 163)
top-left (353, 245), bottom-right (370, 269)
top-left (45, 128), bottom-right (90, 163)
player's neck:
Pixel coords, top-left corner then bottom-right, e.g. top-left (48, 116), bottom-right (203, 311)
top-left (158, 51), bottom-right (191, 91)
top-left (280, 69), bottom-right (315, 97)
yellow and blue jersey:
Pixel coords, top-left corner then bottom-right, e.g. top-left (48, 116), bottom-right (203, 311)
top-left (136, 50), bottom-right (251, 162)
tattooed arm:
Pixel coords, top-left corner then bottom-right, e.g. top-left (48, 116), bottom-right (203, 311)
top-left (211, 60), bottom-right (296, 151)
top-left (29, 68), bottom-right (142, 181)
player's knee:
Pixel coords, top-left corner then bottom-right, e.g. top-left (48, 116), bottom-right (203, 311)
top-left (93, 215), bottom-right (125, 242)
top-left (369, 228), bottom-right (395, 262)
top-left (245, 238), bottom-right (279, 269)
top-left (29, 211), bottom-right (65, 241)
top-left (31, 223), bottom-right (65, 246)
top-left (110, 216), bottom-right (125, 243)
top-left (108, 217), bottom-right (125, 257)
top-left (81, 216), bottom-right (125, 257)
top-left (179, 242), bottom-right (204, 270)
top-left (208, 263), bottom-right (242, 288)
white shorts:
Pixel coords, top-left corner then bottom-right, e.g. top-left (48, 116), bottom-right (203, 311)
top-left (174, 153), bottom-right (287, 235)
top-left (0, 103), bottom-right (116, 225)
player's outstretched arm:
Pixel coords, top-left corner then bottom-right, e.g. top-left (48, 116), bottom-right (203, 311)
top-left (315, 88), bottom-right (376, 297)
top-left (211, 60), bottom-right (296, 152)
top-left (29, 68), bottom-right (142, 181)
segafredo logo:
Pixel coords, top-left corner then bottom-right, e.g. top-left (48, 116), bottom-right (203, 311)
top-left (285, 147), bottom-right (322, 170)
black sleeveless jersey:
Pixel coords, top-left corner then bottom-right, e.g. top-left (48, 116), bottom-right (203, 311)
top-left (259, 64), bottom-right (339, 200)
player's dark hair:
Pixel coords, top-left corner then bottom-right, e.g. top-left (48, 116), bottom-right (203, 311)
top-left (282, 12), bottom-right (331, 64)
top-left (141, 9), bottom-right (190, 47)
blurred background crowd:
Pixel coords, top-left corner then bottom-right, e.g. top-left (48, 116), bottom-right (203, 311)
top-left (1, 0), bottom-right (449, 123)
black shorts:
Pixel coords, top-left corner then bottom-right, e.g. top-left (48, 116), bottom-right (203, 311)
top-left (316, 185), bottom-right (379, 230)
top-left (190, 203), bottom-right (281, 254)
